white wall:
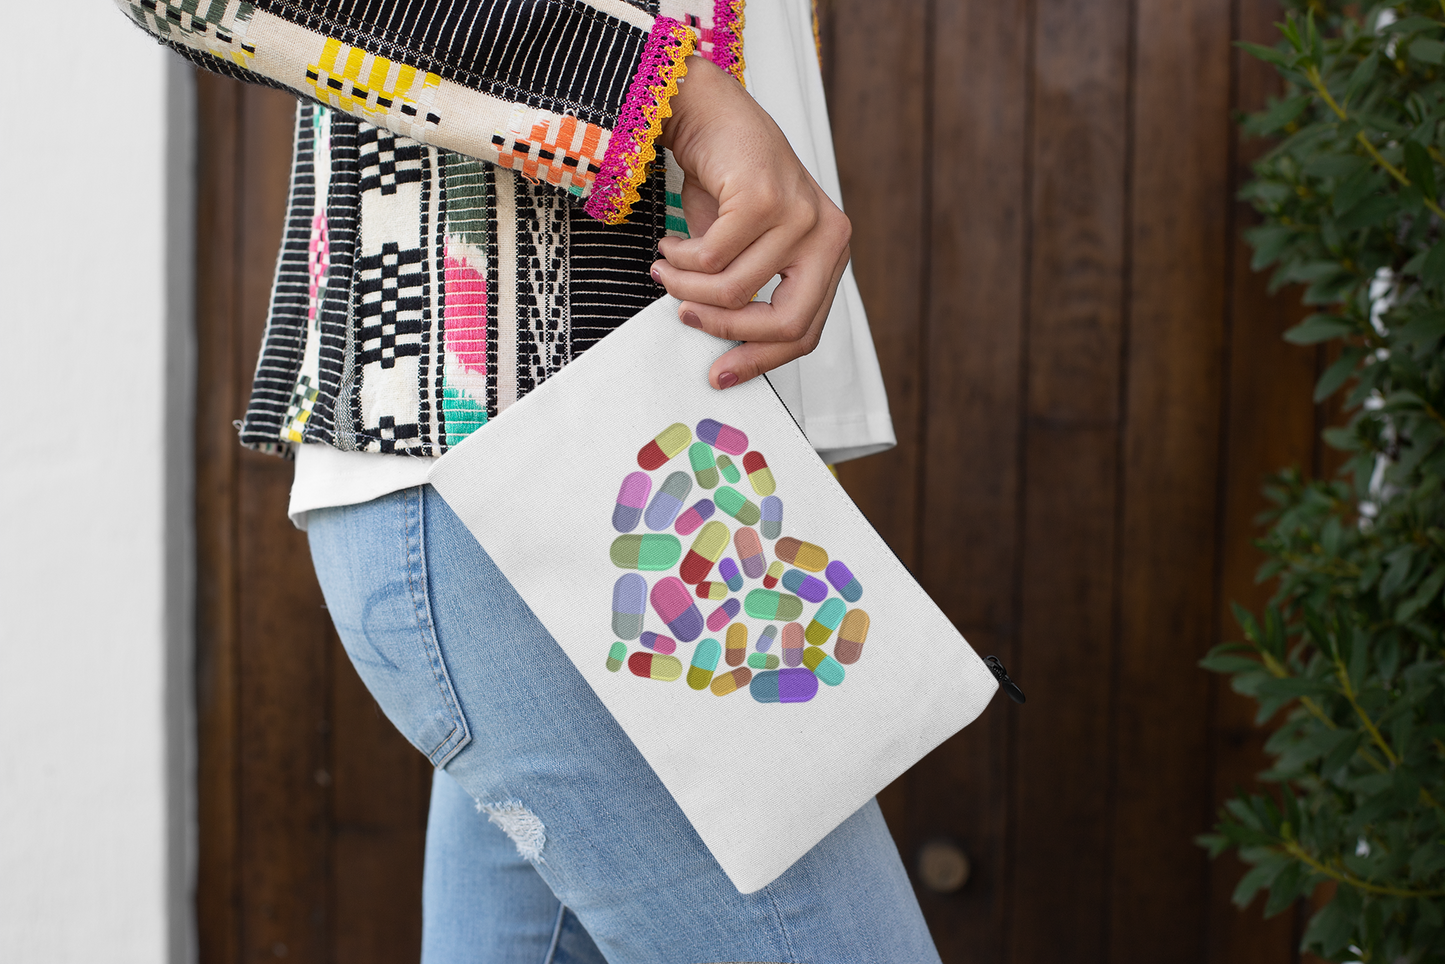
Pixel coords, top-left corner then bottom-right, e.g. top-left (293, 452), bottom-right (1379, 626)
top-left (0, 7), bottom-right (194, 963)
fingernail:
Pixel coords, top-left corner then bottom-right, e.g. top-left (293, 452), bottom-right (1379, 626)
top-left (718, 372), bottom-right (738, 389)
top-left (682, 311), bottom-right (702, 329)
top-left (651, 264), bottom-right (662, 283)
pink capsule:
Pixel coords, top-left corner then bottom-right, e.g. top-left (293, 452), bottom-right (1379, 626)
top-left (674, 498), bottom-right (716, 536)
top-left (706, 598), bottom-right (741, 632)
top-left (651, 576), bottom-right (704, 642)
top-left (696, 418), bottom-right (748, 455)
top-left (612, 472), bottom-right (651, 532)
top-left (639, 631), bottom-right (677, 655)
top-left (734, 527), bottom-right (766, 579)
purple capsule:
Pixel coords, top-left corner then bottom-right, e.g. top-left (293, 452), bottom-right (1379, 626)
top-left (781, 568), bottom-right (828, 604)
top-left (825, 560), bottom-right (862, 602)
top-left (749, 668), bottom-right (819, 704)
top-left (718, 557), bottom-right (744, 592)
top-left (613, 472), bottom-right (651, 532)
top-left (674, 498), bottom-right (716, 536)
top-left (706, 598), bottom-right (741, 632)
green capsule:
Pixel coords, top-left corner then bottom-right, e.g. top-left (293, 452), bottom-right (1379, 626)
top-left (607, 642), bottom-right (627, 672)
top-left (744, 589), bottom-right (804, 622)
top-left (716, 454), bottom-right (742, 484)
top-left (714, 486), bottom-right (761, 526)
top-left (747, 652), bottom-right (781, 670)
top-left (689, 442), bottom-right (719, 489)
top-left (610, 533), bottom-right (682, 571)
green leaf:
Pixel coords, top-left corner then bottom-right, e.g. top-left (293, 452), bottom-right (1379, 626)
top-left (1396, 565), bottom-right (1445, 623)
top-left (1421, 241), bottom-right (1445, 289)
top-left (1233, 853), bottom-right (1290, 908)
top-left (1200, 653), bottom-right (1265, 674)
top-left (1237, 40), bottom-right (1293, 69)
top-left (1335, 193), bottom-right (1398, 230)
top-left (1303, 892), bottom-right (1359, 958)
top-left (1344, 52), bottom-right (1379, 101)
top-left (1411, 37), bottom-right (1445, 65)
top-left (1380, 16), bottom-right (1444, 35)
top-left (1395, 312), bottom-right (1445, 350)
top-left (1406, 141), bottom-right (1440, 201)
top-left (1314, 347), bottom-right (1366, 402)
top-left (1251, 94), bottom-right (1313, 134)
top-left (1322, 426), bottom-right (1360, 451)
top-left (1285, 314), bottom-right (1356, 344)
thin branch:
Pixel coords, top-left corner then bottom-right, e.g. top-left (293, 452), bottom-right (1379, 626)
top-left (1281, 840), bottom-right (1445, 898)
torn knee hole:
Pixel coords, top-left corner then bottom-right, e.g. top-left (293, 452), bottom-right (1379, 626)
top-left (476, 798), bottom-right (546, 862)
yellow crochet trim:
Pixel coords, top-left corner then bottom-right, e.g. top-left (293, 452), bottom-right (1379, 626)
top-left (599, 24), bottom-right (695, 226)
top-left (719, 0), bottom-right (746, 87)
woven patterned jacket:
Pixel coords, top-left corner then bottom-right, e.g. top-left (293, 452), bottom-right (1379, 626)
top-left (115, 0), bottom-right (747, 456)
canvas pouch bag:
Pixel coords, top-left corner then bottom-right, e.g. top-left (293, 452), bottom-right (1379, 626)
top-left (428, 297), bottom-right (1000, 893)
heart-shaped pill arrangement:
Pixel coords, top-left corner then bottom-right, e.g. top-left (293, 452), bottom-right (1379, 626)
top-left (607, 418), bottom-right (871, 704)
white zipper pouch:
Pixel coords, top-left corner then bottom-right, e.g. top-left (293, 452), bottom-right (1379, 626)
top-left (428, 296), bottom-right (1000, 893)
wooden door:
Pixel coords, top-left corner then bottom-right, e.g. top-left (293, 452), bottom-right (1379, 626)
top-left (194, 2), bottom-right (1333, 960)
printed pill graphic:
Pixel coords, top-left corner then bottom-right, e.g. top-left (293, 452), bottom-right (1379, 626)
top-left (734, 527), bottom-right (767, 579)
top-left (611, 573), bottom-right (647, 639)
top-left (679, 521), bottom-right (730, 584)
top-left (610, 534), bottom-right (682, 571)
top-left (825, 560), bottom-right (863, 603)
top-left (638, 423), bottom-right (692, 470)
top-left (695, 582), bottom-right (729, 600)
top-left (606, 642), bottom-right (627, 672)
top-left (673, 499), bottom-right (715, 536)
top-left (725, 623), bottom-right (748, 666)
top-left (714, 486), bottom-right (762, 526)
top-left (687, 638), bottom-right (722, 690)
top-left (715, 454), bottom-right (742, 484)
top-left (744, 589), bottom-right (805, 622)
top-left (747, 652), bottom-right (781, 670)
top-left (644, 471), bottom-right (692, 531)
top-left (749, 668), bottom-right (819, 704)
top-left (706, 598), bottom-right (741, 633)
top-left (803, 646), bottom-right (846, 686)
top-left (710, 667), bottom-right (753, 696)
top-left (639, 631), bottom-right (677, 655)
top-left (763, 560), bottom-right (784, 589)
top-left (756, 625), bottom-right (778, 653)
top-left (628, 652), bottom-right (683, 682)
top-left (781, 569), bottom-right (828, 604)
top-left (718, 557), bottom-right (744, 592)
top-left (612, 472), bottom-right (651, 532)
top-left (742, 451), bottom-right (776, 496)
top-left (775, 537), bottom-right (829, 572)
top-left (760, 496), bottom-right (783, 540)
top-left (651, 577), bottom-right (704, 642)
top-left (805, 598), bottom-right (847, 647)
top-left (781, 622), bottom-right (805, 667)
top-left (696, 418), bottom-right (748, 455)
top-left (834, 609), bottom-right (870, 664)
top-left (688, 442), bottom-right (718, 489)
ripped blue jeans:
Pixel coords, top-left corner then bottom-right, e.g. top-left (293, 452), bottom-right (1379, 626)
top-left (307, 485), bottom-right (942, 964)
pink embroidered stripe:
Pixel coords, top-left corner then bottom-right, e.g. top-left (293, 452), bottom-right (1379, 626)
top-left (710, 0), bottom-right (745, 85)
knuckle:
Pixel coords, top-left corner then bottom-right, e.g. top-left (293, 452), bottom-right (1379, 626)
top-left (695, 247), bottom-right (729, 274)
top-left (718, 280), bottom-right (754, 310)
top-left (780, 317), bottom-right (812, 343)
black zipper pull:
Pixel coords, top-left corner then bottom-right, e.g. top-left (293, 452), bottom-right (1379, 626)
top-left (985, 656), bottom-right (1026, 704)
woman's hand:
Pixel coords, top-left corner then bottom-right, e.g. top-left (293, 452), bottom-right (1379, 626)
top-left (654, 56), bottom-right (851, 389)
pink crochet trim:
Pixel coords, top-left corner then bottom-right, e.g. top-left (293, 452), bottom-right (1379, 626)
top-left (584, 18), bottom-right (694, 225)
top-left (710, 0), bottom-right (746, 85)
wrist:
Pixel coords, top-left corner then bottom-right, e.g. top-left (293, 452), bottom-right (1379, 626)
top-left (659, 55), bottom-right (722, 154)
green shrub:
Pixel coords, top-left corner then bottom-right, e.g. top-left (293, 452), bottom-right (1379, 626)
top-left (1202, 2), bottom-right (1445, 961)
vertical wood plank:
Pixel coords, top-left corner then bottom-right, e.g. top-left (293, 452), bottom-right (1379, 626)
top-left (1009, 0), bottom-right (1131, 959)
top-left (907, 0), bottom-right (1032, 959)
top-left (1110, 0), bottom-right (1233, 957)
top-left (1206, 1), bottom-right (1318, 961)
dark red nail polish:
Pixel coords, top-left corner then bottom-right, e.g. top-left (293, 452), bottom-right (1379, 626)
top-left (718, 372), bottom-right (738, 389)
top-left (651, 264), bottom-right (662, 283)
top-left (682, 311), bottom-right (702, 328)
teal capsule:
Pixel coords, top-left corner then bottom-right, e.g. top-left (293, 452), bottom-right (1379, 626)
top-left (689, 442), bottom-right (719, 489)
top-left (687, 638), bottom-right (722, 690)
top-left (610, 534), bottom-right (682, 571)
top-left (804, 598), bottom-right (847, 647)
top-left (716, 454), bottom-right (742, 484)
top-left (747, 652), bottom-right (781, 670)
top-left (744, 589), bottom-right (804, 621)
top-left (802, 645), bottom-right (846, 686)
top-left (606, 642), bottom-right (627, 672)
top-left (714, 486), bottom-right (762, 526)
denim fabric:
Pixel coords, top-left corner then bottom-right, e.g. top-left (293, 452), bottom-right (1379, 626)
top-left (307, 485), bottom-right (943, 964)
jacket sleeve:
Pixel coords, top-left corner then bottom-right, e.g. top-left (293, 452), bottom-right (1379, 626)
top-left (113, 0), bottom-right (741, 223)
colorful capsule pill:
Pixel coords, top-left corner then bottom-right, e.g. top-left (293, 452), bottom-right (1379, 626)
top-left (825, 560), bottom-right (863, 603)
top-left (718, 557), bottom-right (744, 592)
top-left (749, 668), bottom-right (819, 704)
top-left (744, 589), bottom-right (804, 622)
top-left (628, 652), bottom-right (683, 682)
top-left (644, 471), bottom-right (692, 531)
top-left (775, 536), bottom-right (829, 572)
top-left (763, 560), bottom-right (784, 589)
top-left (610, 534), bottom-right (682, 571)
top-left (696, 418), bottom-right (748, 455)
top-left (606, 642), bottom-right (627, 672)
top-left (688, 442), bottom-right (718, 489)
top-left (695, 581), bottom-right (729, 600)
top-left (680, 520), bottom-right (729, 584)
top-left (638, 422), bottom-right (692, 470)
top-left (716, 454), bottom-right (741, 484)
top-left (706, 598), bottom-right (741, 632)
top-left (803, 646), bottom-right (846, 686)
top-left (781, 622), bottom-right (805, 667)
top-left (651, 576), bottom-right (704, 642)
top-left (761, 496), bottom-right (783, 540)
top-left (687, 638), bottom-right (721, 689)
top-left (734, 527), bottom-right (767, 579)
top-left (805, 597), bottom-right (847, 647)
top-left (612, 472), bottom-right (651, 533)
top-left (834, 609), bottom-right (870, 664)
top-left (742, 451), bottom-right (776, 496)
top-left (714, 486), bottom-right (762, 526)
top-left (725, 622), bottom-right (748, 666)
top-left (747, 652), bottom-right (781, 670)
top-left (674, 498), bottom-right (715, 536)
top-left (781, 568), bottom-right (828, 604)
top-left (710, 666), bottom-right (753, 696)
top-left (639, 631), bottom-right (677, 655)
top-left (611, 573), bottom-right (647, 639)
top-left (756, 625), bottom-right (778, 653)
